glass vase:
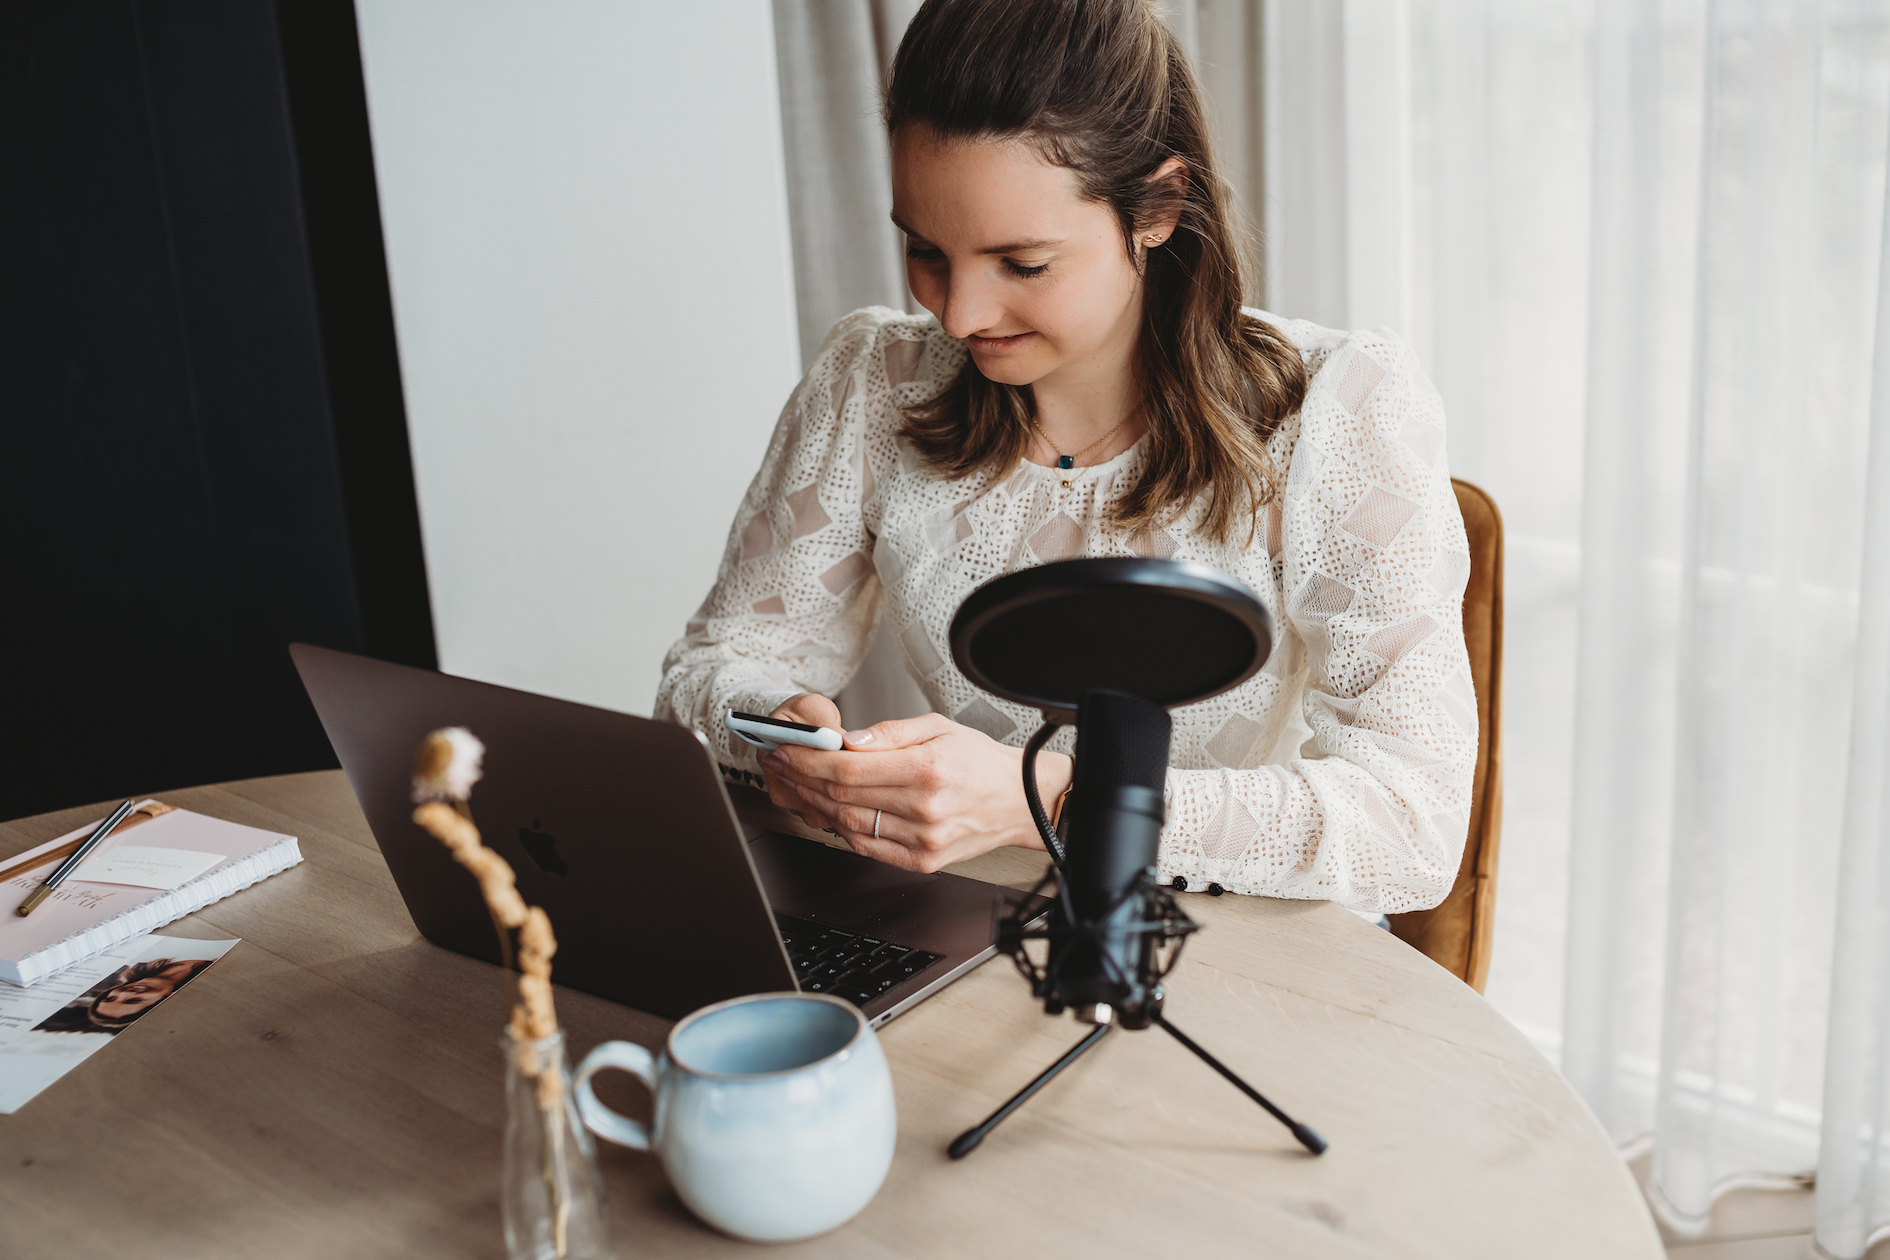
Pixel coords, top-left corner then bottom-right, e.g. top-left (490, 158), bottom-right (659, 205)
top-left (502, 1029), bottom-right (610, 1260)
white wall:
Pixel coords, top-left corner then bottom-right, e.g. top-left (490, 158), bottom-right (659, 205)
top-left (355, 0), bottom-right (801, 715)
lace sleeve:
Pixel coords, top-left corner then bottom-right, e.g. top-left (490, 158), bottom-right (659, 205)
top-left (1157, 330), bottom-right (1477, 914)
top-left (653, 310), bottom-right (895, 775)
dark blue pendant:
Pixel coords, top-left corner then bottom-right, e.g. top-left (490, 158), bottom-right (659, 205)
top-left (1057, 455), bottom-right (1074, 470)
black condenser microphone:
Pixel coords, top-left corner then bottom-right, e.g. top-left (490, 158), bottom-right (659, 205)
top-left (946, 559), bottom-right (1326, 1159)
top-left (1052, 688), bottom-right (1172, 1020)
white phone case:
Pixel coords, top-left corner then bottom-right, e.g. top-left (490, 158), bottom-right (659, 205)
top-left (725, 711), bottom-right (845, 753)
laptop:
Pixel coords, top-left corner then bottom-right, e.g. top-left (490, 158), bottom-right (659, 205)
top-left (290, 643), bottom-right (1038, 1027)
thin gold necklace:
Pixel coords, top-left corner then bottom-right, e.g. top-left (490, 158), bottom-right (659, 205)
top-left (1029, 416), bottom-right (1129, 489)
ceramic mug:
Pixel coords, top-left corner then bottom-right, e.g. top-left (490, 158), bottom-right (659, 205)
top-left (573, 992), bottom-right (896, 1243)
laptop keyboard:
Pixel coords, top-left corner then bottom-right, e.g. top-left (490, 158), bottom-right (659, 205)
top-left (775, 915), bottom-right (944, 1009)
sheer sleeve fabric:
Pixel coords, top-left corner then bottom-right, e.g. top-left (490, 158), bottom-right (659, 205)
top-left (1156, 328), bottom-right (1476, 915)
top-left (653, 309), bottom-right (894, 773)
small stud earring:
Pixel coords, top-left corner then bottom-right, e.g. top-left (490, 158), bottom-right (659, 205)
top-left (1143, 234), bottom-right (1164, 246)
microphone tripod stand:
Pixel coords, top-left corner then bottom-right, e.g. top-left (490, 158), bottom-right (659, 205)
top-left (948, 723), bottom-right (1327, 1160)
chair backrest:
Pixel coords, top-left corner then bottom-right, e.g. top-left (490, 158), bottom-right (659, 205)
top-left (1386, 479), bottom-right (1504, 992)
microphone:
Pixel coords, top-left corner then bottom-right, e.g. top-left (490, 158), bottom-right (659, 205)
top-left (945, 558), bottom-right (1324, 1159)
top-left (1053, 689), bottom-right (1171, 1022)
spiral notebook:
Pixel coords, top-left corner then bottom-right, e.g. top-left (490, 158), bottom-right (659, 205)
top-left (0, 803), bottom-right (301, 986)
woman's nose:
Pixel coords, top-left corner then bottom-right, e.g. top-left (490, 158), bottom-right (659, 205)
top-left (936, 271), bottom-right (1004, 341)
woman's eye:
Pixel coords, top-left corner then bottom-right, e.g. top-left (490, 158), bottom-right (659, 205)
top-left (905, 244), bottom-right (945, 262)
top-left (1004, 259), bottom-right (1049, 279)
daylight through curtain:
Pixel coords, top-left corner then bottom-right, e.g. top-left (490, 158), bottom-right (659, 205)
top-left (1265, 1), bottom-right (1890, 1250)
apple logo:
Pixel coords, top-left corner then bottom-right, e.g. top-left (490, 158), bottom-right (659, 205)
top-left (518, 819), bottom-right (568, 876)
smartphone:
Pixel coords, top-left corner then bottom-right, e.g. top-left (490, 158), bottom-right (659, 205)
top-left (725, 710), bottom-right (845, 753)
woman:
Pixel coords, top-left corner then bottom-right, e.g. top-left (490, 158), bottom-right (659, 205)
top-left (656, 0), bottom-right (1474, 914)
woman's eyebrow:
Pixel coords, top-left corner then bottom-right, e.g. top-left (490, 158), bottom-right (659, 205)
top-left (977, 237), bottom-right (1060, 254)
top-left (890, 215), bottom-right (1060, 254)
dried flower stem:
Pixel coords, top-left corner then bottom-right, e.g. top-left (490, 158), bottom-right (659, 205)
top-left (419, 803), bottom-right (523, 970)
top-left (411, 731), bottom-right (572, 1259)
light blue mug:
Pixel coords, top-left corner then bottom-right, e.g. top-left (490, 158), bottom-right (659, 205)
top-left (573, 992), bottom-right (896, 1243)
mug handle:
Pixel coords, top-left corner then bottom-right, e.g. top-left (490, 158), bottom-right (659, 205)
top-left (574, 1040), bottom-right (657, 1151)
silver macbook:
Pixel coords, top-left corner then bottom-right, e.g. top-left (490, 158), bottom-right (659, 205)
top-left (290, 643), bottom-right (1037, 1026)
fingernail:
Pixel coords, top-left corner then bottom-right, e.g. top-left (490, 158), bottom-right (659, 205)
top-left (846, 729), bottom-right (875, 745)
top-left (760, 750), bottom-right (786, 768)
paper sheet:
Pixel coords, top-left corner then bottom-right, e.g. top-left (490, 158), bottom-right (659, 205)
top-left (70, 845), bottom-right (225, 890)
top-left (0, 933), bottom-right (239, 1113)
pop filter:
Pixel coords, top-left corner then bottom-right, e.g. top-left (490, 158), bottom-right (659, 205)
top-left (948, 558), bottom-right (1273, 722)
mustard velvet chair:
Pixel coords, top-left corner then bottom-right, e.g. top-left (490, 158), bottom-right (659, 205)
top-left (1387, 479), bottom-right (1505, 993)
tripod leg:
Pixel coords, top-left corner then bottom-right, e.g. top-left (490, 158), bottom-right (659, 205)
top-left (1153, 1014), bottom-right (1327, 1155)
top-left (948, 1024), bottom-right (1111, 1159)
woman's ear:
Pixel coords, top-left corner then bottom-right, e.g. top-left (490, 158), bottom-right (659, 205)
top-left (1139, 157), bottom-right (1190, 248)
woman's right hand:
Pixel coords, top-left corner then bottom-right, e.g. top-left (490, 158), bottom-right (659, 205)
top-left (759, 702), bottom-right (1073, 873)
top-left (767, 693), bottom-right (845, 830)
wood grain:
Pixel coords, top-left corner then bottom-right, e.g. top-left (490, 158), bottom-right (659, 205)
top-left (0, 772), bottom-right (1662, 1258)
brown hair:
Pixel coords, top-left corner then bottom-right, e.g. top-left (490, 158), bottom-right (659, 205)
top-left (885, 0), bottom-right (1307, 545)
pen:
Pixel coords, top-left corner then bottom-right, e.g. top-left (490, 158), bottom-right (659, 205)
top-left (15, 798), bottom-right (137, 917)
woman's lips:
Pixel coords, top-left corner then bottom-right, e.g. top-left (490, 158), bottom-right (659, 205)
top-left (966, 331), bottom-right (1038, 355)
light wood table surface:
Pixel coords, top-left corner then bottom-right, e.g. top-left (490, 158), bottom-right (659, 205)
top-left (0, 772), bottom-right (1660, 1258)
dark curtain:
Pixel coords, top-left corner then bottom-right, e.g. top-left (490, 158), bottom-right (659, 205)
top-left (0, 0), bottom-right (433, 820)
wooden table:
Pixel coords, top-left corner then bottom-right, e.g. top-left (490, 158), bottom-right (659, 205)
top-left (0, 772), bottom-right (1660, 1258)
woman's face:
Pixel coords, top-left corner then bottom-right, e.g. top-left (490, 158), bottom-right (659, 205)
top-left (95, 977), bottom-right (177, 1019)
top-left (93, 961), bottom-right (199, 1019)
top-left (891, 126), bottom-right (1147, 391)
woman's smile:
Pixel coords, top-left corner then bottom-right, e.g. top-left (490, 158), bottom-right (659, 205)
top-left (966, 331), bottom-right (1038, 355)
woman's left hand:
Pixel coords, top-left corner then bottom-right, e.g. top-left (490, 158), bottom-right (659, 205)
top-left (760, 713), bottom-right (1072, 873)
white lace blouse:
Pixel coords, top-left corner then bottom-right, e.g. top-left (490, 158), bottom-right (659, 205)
top-left (655, 307), bottom-right (1475, 914)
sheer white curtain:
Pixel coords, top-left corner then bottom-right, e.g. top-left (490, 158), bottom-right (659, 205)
top-left (1262, 0), bottom-right (1890, 1252)
top-left (1826, 229), bottom-right (1890, 1253)
top-left (1568, 4), bottom-right (1888, 1242)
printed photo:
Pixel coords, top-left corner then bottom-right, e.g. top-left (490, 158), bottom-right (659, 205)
top-left (32, 956), bottom-right (217, 1036)
top-left (0, 934), bottom-right (239, 1114)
